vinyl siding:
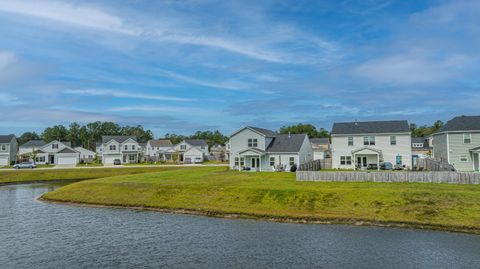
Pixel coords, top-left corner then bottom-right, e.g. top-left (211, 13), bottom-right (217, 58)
top-left (447, 132), bottom-right (480, 172)
top-left (432, 133), bottom-right (448, 161)
top-left (229, 128), bottom-right (266, 169)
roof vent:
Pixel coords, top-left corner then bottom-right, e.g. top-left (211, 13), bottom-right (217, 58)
top-left (354, 119), bottom-right (358, 126)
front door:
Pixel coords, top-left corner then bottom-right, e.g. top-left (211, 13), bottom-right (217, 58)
top-left (356, 156), bottom-right (367, 169)
top-left (474, 153), bottom-right (479, 172)
top-left (49, 155), bottom-right (55, 164)
top-left (251, 157), bottom-right (260, 170)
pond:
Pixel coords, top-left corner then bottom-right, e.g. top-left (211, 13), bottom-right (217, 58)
top-left (1, 182), bottom-right (479, 268)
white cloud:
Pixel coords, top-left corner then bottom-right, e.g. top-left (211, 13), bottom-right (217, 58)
top-left (108, 105), bottom-right (213, 115)
top-left (64, 89), bottom-right (194, 102)
top-left (157, 69), bottom-right (249, 91)
top-left (0, 93), bottom-right (25, 106)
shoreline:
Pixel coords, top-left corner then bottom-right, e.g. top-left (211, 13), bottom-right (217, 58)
top-left (39, 196), bottom-right (480, 235)
top-left (0, 178), bottom-right (89, 187)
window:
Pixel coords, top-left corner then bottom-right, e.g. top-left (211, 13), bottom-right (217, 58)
top-left (132, 145), bottom-right (136, 150)
top-left (0, 145), bottom-right (6, 151)
top-left (52, 144), bottom-right (58, 149)
top-left (180, 145), bottom-right (187, 150)
top-left (340, 156), bottom-right (352, 165)
top-left (390, 136), bottom-right (397, 145)
top-left (270, 157), bottom-right (275, 166)
top-left (201, 146), bottom-right (205, 149)
top-left (109, 145), bottom-right (116, 151)
top-left (412, 143), bottom-right (424, 148)
top-left (348, 136), bottom-right (353, 146)
top-left (289, 157), bottom-right (295, 166)
top-left (129, 154), bottom-right (135, 161)
top-left (36, 156), bottom-right (45, 162)
top-left (247, 138), bottom-right (258, 148)
top-left (240, 157), bottom-right (245, 166)
top-left (363, 136), bottom-right (375, 145)
top-left (235, 157), bottom-right (239, 166)
top-left (124, 145), bottom-right (128, 150)
top-left (464, 133), bottom-right (471, 144)
top-left (460, 155), bottom-right (468, 162)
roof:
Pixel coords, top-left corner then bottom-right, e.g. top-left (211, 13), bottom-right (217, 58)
top-left (57, 148), bottom-right (78, 154)
top-left (0, 134), bottom-right (15, 143)
top-left (184, 139), bottom-right (208, 146)
top-left (149, 139), bottom-right (173, 147)
top-left (331, 120), bottom-right (410, 135)
top-left (102, 136), bottom-right (137, 143)
top-left (310, 138), bottom-right (330, 144)
top-left (74, 147), bottom-right (95, 153)
top-left (435, 116), bottom-right (480, 133)
top-left (61, 141), bottom-right (72, 147)
top-left (266, 134), bottom-right (307, 153)
top-left (411, 137), bottom-right (427, 144)
top-left (20, 140), bottom-right (46, 148)
top-left (470, 146), bottom-right (480, 152)
top-left (248, 126), bottom-right (277, 137)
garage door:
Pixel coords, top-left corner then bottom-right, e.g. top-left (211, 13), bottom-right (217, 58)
top-left (57, 156), bottom-right (77, 165)
top-left (104, 157), bottom-right (118, 165)
top-left (0, 156), bottom-right (9, 166)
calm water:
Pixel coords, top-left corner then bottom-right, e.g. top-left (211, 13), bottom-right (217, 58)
top-left (1, 183), bottom-right (480, 269)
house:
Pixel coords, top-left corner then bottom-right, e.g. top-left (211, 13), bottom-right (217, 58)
top-left (145, 139), bottom-right (173, 161)
top-left (165, 139), bottom-right (209, 163)
top-left (18, 140), bottom-right (46, 162)
top-left (34, 140), bottom-right (79, 165)
top-left (228, 126), bottom-right (313, 171)
top-left (432, 115), bottom-right (480, 172)
top-left (0, 135), bottom-right (17, 166)
top-left (210, 144), bottom-right (229, 161)
top-left (75, 147), bottom-right (96, 163)
top-left (331, 120), bottom-right (412, 170)
top-left (310, 138), bottom-right (330, 160)
top-left (411, 137), bottom-right (433, 157)
top-left (100, 136), bottom-right (141, 165)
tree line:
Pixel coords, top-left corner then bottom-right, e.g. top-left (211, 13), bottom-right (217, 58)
top-left (16, 120), bottom-right (444, 151)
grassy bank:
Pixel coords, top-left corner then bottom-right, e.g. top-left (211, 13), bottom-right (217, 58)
top-left (42, 167), bottom-right (480, 233)
top-left (0, 167), bottom-right (188, 184)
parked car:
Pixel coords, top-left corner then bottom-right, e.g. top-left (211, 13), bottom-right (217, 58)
top-left (380, 162), bottom-right (393, 170)
top-left (367, 163), bottom-right (378, 170)
top-left (113, 159), bottom-right (121, 165)
top-left (13, 162), bottom-right (36, 169)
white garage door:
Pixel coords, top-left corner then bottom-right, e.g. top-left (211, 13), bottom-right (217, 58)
top-left (0, 156), bottom-right (9, 166)
top-left (57, 156), bottom-right (77, 165)
top-left (104, 157), bottom-right (117, 165)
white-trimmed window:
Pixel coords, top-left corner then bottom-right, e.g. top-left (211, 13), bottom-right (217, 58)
top-left (463, 133), bottom-right (471, 144)
top-left (348, 136), bottom-right (353, 146)
top-left (129, 154), bottom-right (135, 161)
top-left (180, 145), bottom-right (187, 150)
top-left (270, 157), bottom-right (275, 166)
top-left (340, 156), bottom-right (352, 165)
top-left (235, 157), bottom-right (239, 166)
top-left (240, 157), bottom-right (245, 166)
top-left (52, 144), bottom-right (58, 149)
top-left (124, 145), bottom-right (128, 150)
top-left (460, 155), bottom-right (468, 162)
top-left (247, 138), bottom-right (258, 148)
top-left (363, 136), bottom-right (375, 145)
top-left (390, 136), bottom-right (397, 145)
top-left (132, 145), bottom-right (136, 150)
top-left (289, 157), bottom-right (295, 166)
top-left (412, 143), bottom-right (423, 148)
top-left (36, 156), bottom-right (45, 162)
top-left (109, 145), bottom-right (116, 151)
top-left (1, 145), bottom-right (6, 151)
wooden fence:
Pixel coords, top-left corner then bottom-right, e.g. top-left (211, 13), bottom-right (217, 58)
top-left (415, 158), bottom-right (456, 171)
top-left (298, 158), bottom-right (332, 171)
top-left (296, 171), bottom-right (480, 184)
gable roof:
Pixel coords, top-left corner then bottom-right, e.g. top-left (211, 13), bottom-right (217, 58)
top-left (149, 139), bottom-right (173, 147)
top-left (0, 135), bottom-right (15, 143)
top-left (411, 137), bottom-right (427, 144)
top-left (102, 136), bottom-right (137, 143)
top-left (74, 147), bottom-right (95, 154)
top-left (184, 139), bottom-right (208, 147)
top-left (435, 116), bottom-right (480, 133)
top-left (248, 126), bottom-right (276, 137)
top-left (310, 138), bottom-right (329, 144)
top-left (266, 134), bottom-right (308, 153)
top-left (57, 148), bottom-right (78, 154)
top-left (20, 140), bottom-right (47, 148)
top-left (331, 120), bottom-right (410, 135)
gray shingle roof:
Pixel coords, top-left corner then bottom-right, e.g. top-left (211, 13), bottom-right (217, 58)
top-left (435, 116), bottom-right (480, 133)
top-left (102, 136), bottom-right (137, 143)
top-left (266, 134), bottom-right (307, 153)
top-left (248, 126), bottom-right (276, 137)
top-left (310, 138), bottom-right (330, 144)
top-left (149, 139), bottom-right (173, 147)
top-left (0, 135), bottom-right (15, 143)
top-left (57, 148), bottom-right (78, 154)
top-left (331, 120), bottom-right (410, 135)
top-left (184, 139), bottom-right (208, 146)
top-left (20, 140), bottom-right (46, 148)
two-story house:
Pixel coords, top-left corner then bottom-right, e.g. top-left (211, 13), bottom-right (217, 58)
top-left (165, 139), bottom-right (209, 163)
top-left (145, 139), bottom-right (173, 161)
top-left (432, 115), bottom-right (480, 172)
top-left (100, 136), bottom-right (141, 165)
top-left (19, 140), bottom-right (47, 162)
top-left (331, 120), bottom-right (412, 170)
top-left (34, 140), bottom-right (79, 165)
top-left (229, 126), bottom-right (313, 171)
top-left (0, 135), bottom-right (17, 166)
top-left (310, 138), bottom-right (330, 160)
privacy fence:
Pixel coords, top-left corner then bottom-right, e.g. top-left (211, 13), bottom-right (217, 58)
top-left (296, 171), bottom-right (480, 184)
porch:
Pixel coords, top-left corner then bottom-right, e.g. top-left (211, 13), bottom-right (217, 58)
top-left (352, 147), bottom-right (383, 170)
top-left (236, 148), bottom-right (266, 171)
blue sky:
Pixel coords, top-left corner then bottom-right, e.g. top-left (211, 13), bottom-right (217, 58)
top-left (0, 0), bottom-right (479, 137)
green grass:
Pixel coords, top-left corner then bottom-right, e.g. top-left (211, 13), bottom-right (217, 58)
top-left (42, 167), bottom-right (480, 233)
top-left (76, 163), bottom-right (103, 167)
top-left (0, 167), bottom-right (188, 184)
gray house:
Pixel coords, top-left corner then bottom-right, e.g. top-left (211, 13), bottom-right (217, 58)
top-left (432, 116), bottom-right (480, 172)
top-left (99, 136), bottom-right (141, 165)
top-left (229, 126), bottom-right (313, 171)
top-left (0, 135), bottom-right (17, 166)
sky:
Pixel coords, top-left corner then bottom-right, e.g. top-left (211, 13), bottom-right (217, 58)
top-left (0, 0), bottom-right (479, 137)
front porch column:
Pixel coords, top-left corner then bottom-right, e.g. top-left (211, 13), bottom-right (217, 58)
top-left (353, 153), bottom-right (357, 170)
top-left (377, 154), bottom-right (380, 170)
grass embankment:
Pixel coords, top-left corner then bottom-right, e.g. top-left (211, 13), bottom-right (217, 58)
top-left (0, 167), bottom-right (187, 185)
top-left (42, 167), bottom-right (480, 233)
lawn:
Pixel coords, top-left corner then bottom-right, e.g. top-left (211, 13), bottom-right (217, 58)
top-left (42, 166), bottom-right (480, 233)
top-left (0, 166), bottom-right (188, 184)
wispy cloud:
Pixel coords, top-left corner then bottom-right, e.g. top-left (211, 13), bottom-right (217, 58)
top-left (108, 105), bottom-right (213, 115)
top-left (64, 89), bottom-right (194, 102)
top-left (157, 69), bottom-right (249, 91)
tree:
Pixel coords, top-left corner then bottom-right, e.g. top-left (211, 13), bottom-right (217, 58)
top-left (42, 125), bottom-right (68, 142)
top-left (67, 122), bottom-right (81, 148)
top-left (278, 124), bottom-right (330, 138)
top-left (17, 132), bottom-right (40, 145)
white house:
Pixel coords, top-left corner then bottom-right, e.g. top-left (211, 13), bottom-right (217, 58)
top-left (100, 136), bottom-right (141, 165)
top-left (145, 139), bottom-right (173, 161)
top-left (34, 140), bottom-right (79, 166)
top-left (75, 147), bottom-right (96, 163)
top-left (165, 139), bottom-right (209, 163)
top-left (331, 120), bottom-right (412, 170)
top-left (0, 135), bottom-right (17, 166)
top-left (19, 140), bottom-right (47, 158)
top-left (229, 126), bottom-right (313, 171)
top-left (310, 138), bottom-right (330, 160)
